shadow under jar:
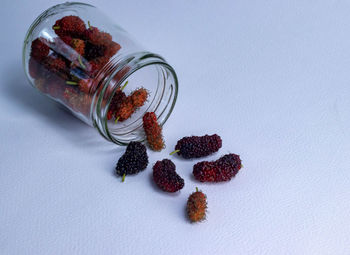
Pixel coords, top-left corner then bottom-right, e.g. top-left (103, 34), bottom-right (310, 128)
top-left (22, 2), bottom-right (178, 145)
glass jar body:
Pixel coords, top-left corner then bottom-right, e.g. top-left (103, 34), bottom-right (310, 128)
top-left (23, 2), bottom-right (178, 145)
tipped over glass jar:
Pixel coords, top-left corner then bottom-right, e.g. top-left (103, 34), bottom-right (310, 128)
top-left (22, 2), bottom-right (178, 145)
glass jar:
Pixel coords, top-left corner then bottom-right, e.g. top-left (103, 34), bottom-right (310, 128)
top-left (22, 2), bottom-right (178, 145)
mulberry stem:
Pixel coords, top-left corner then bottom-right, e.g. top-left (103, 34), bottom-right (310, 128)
top-left (169, 149), bottom-right (180, 155)
top-left (196, 187), bottom-right (199, 192)
top-left (122, 173), bottom-right (126, 182)
top-left (87, 20), bottom-right (91, 29)
top-left (66, 81), bottom-right (78, 85)
top-left (78, 55), bottom-right (86, 69)
top-left (115, 116), bottom-right (120, 124)
top-left (53, 26), bottom-right (60, 30)
top-left (121, 80), bottom-right (128, 91)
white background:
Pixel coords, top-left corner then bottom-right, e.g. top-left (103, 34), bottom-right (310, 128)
top-left (1, 0), bottom-right (350, 254)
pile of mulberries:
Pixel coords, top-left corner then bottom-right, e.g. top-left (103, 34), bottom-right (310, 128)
top-left (143, 112), bottom-right (164, 151)
top-left (28, 15), bottom-right (121, 115)
top-left (193, 153), bottom-right (242, 182)
top-left (116, 142), bottom-right (148, 176)
top-left (187, 188), bottom-right (207, 222)
top-left (153, 159), bottom-right (184, 192)
top-left (173, 134), bottom-right (222, 159)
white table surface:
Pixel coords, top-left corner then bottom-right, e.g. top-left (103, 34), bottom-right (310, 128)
top-left (1, 0), bottom-right (350, 254)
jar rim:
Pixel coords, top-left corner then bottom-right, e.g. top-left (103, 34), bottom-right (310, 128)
top-left (92, 52), bottom-right (178, 145)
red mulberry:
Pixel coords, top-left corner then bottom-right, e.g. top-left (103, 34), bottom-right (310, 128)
top-left (143, 112), bottom-right (165, 151)
top-left (84, 26), bottom-right (112, 45)
top-left (105, 41), bottom-right (121, 57)
top-left (78, 79), bottom-right (93, 94)
top-left (153, 159), bottom-right (184, 192)
top-left (193, 154), bottom-right (242, 182)
top-left (114, 97), bottom-right (134, 121)
top-left (173, 134), bottom-right (222, 159)
top-left (116, 142), bottom-right (148, 176)
top-left (107, 89), bottom-right (127, 120)
top-left (71, 38), bottom-right (85, 55)
top-left (28, 57), bottom-right (41, 79)
top-left (87, 56), bottom-right (109, 76)
top-left (30, 38), bottom-right (49, 61)
top-left (58, 35), bottom-right (73, 45)
top-left (187, 188), bottom-right (207, 222)
top-left (131, 88), bottom-right (148, 107)
top-left (53, 15), bottom-right (86, 37)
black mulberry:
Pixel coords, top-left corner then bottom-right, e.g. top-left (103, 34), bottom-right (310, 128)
top-left (116, 142), bottom-right (148, 176)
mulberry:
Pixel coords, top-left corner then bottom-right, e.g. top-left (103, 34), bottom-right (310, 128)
top-left (115, 142), bottom-right (148, 176)
top-left (153, 159), bottom-right (184, 192)
top-left (84, 26), bottom-right (112, 45)
top-left (131, 88), bottom-right (148, 107)
top-left (53, 15), bottom-right (86, 37)
top-left (78, 78), bottom-right (93, 94)
top-left (172, 134), bottom-right (222, 158)
top-left (107, 89), bottom-right (127, 120)
top-left (71, 38), bottom-right (85, 55)
top-left (187, 188), bottom-right (207, 223)
top-left (87, 56), bottom-right (109, 76)
top-left (28, 57), bottom-right (41, 79)
top-left (112, 88), bottom-right (148, 122)
top-left (59, 35), bottom-right (73, 45)
top-left (105, 41), bottom-right (121, 57)
top-left (114, 97), bottom-right (134, 121)
top-left (193, 154), bottom-right (242, 182)
top-left (30, 38), bottom-right (49, 61)
top-left (143, 112), bottom-right (164, 151)
top-left (85, 42), bottom-right (106, 60)
top-left (44, 75), bottom-right (66, 99)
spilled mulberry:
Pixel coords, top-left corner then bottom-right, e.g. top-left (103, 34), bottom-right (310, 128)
top-left (116, 142), bottom-right (148, 176)
top-left (143, 112), bottom-right (165, 151)
top-left (187, 188), bottom-right (207, 222)
top-left (173, 134), bottom-right (222, 159)
top-left (153, 159), bottom-right (184, 192)
top-left (193, 154), bottom-right (242, 182)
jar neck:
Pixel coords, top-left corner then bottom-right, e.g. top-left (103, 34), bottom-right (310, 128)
top-left (91, 51), bottom-right (178, 145)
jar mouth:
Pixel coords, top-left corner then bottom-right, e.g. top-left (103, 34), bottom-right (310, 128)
top-left (92, 52), bottom-right (178, 145)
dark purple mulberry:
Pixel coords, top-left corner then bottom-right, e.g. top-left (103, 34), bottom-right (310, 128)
top-left (116, 142), bottom-right (148, 176)
top-left (193, 154), bottom-right (242, 182)
top-left (153, 159), bottom-right (184, 192)
top-left (173, 134), bottom-right (222, 159)
top-left (85, 42), bottom-right (106, 60)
